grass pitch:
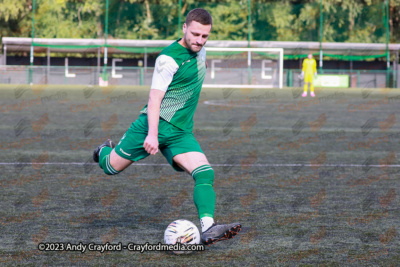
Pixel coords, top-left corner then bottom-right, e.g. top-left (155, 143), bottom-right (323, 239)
top-left (0, 84), bottom-right (399, 266)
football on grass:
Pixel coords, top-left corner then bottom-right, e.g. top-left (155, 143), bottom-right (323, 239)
top-left (164, 219), bottom-right (201, 254)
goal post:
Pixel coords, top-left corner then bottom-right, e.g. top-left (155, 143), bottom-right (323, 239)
top-left (203, 47), bottom-right (284, 89)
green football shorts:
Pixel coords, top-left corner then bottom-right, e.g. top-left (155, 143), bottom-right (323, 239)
top-left (114, 114), bottom-right (204, 172)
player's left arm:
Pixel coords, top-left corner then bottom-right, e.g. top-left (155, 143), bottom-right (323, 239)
top-left (313, 59), bottom-right (317, 76)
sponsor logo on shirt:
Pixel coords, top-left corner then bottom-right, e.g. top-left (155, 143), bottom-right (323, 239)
top-left (157, 60), bottom-right (166, 73)
top-left (182, 59), bottom-right (191, 66)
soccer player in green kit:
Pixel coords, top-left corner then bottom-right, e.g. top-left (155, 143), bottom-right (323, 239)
top-left (93, 8), bottom-right (241, 245)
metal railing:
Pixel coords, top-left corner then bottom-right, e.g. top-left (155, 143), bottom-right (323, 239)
top-left (0, 65), bottom-right (398, 88)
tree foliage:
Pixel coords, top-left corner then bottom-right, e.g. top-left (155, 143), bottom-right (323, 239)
top-left (0, 0), bottom-right (398, 43)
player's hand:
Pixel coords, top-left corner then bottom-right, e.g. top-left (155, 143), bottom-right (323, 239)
top-left (143, 134), bottom-right (159, 155)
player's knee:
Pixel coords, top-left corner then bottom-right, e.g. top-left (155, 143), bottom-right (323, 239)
top-left (102, 165), bottom-right (121, 175)
top-left (109, 150), bottom-right (132, 172)
top-left (102, 154), bottom-right (121, 175)
top-left (103, 168), bottom-right (120, 176)
top-left (192, 165), bottom-right (214, 186)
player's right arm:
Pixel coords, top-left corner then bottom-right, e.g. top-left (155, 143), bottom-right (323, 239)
top-left (144, 89), bottom-right (165, 155)
top-left (143, 55), bottom-right (179, 155)
top-left (301, 59), bottom-right (306, 76)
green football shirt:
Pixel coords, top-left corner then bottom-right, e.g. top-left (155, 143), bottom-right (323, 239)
top-left (140, 39), bottom-right (207, 132)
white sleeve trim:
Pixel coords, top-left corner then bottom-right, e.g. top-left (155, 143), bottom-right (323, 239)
top-left (151, 55), bottom-right (179, 92)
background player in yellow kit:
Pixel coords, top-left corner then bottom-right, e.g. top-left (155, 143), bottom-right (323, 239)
top-left (301, 53), bottom-right (317, 97)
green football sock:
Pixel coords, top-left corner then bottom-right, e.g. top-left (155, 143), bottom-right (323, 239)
top-left (191, 165), bottom-right (215, 219)
top-left (99, 147), bottom-right (120, 175)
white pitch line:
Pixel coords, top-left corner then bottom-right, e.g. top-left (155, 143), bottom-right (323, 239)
top-left (0, 162), bottom-right (170, 166)
top-left (1, 162), bottom-right (400, 168)
top-left (204, 100), bottom-right (267, 108)
top-left (202, 84), bottom-right (273, 89)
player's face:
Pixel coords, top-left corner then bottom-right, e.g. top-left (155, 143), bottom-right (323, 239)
top-left (308, 54), bottom-right (312, 59)
top-left (181, 21), bottom-right (212, 52)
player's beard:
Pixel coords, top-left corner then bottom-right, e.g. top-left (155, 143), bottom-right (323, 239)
top-left (183, 35), bottom-right (203, 53)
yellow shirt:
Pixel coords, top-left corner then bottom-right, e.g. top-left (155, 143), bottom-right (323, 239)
top-left (302, 58), bottom-right (317, 75)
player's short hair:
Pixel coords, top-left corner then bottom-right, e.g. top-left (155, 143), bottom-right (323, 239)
top-left (185, 8), bottom-right (213, 26)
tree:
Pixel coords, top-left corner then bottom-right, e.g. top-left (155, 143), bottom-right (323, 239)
top-left (0, 0), bottom-right (32, 39)
top-left (33, 0), bottom-right (102, 38)
top-left (1, 0), bottom-right (399, 45)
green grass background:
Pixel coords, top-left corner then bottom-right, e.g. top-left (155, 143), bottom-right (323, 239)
top-left (0, 84), bottom-right (399, 266)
